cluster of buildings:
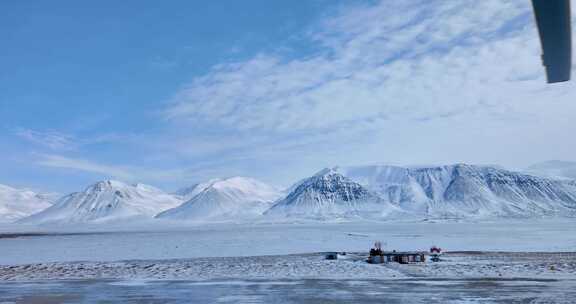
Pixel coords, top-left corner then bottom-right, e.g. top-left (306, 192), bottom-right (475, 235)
top-left (325, 242), bottom-right (442, 264)
top-left (369, 242), bottom-right (442, 264)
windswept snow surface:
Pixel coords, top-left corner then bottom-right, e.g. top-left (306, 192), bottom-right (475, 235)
top-left (0, 184), bottom-right (55, 223)
top-left (20, 180), bottom-right (181, 224)
top-left (2, 252), bottom-right (576, 282)
top-left (1, 219), bottom-right (575, 265)
top-left (1, 219), bottom-right (576, 304)
top-left (157, 177), bottom-right (281, 221)
top-left (0, 253), bottom-right (406, 281)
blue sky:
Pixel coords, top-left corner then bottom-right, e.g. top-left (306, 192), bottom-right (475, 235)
top-left (1, 0), bottom-right (575, 193)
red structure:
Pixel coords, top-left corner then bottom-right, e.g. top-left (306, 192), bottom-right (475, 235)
top-left (430, 246), bottom-right (442, 254)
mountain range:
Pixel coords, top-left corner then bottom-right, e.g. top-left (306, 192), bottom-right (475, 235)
top-left (20, 180), bottom-right (181, 224)
top-left (3, 162), bottom-right (576, 225)
top-left (337, 164), bottom-right (576, 218)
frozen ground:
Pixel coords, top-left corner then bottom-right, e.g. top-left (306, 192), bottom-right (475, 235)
top-left (1, 252), bottom-right (575, 303)
top-left (2, 252), bottom-right (576, 303)
top-left (1, 219), bottom-right (575, 265)
top-left (1, 220), bottom-right (575, 303)
top-left (1, 252), bottom-right (575, 281)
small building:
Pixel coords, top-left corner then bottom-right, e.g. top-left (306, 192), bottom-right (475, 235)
top-left (369, 251), bottom-right (426, 264)
top-left (325, 252), bottom-right (338, 260)
top-left (368, 241), bottom-right (426, 264)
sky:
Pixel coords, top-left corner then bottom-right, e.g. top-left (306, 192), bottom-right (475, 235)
top-left (1, 0), bottom-right (575, 193)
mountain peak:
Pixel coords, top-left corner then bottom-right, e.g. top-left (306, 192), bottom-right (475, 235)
top-left (21, 180), bottom-right (181, 225)
top-left (90, 179), bottom-right (129, 190)
top-left (313, 167), bottom-right (340, 177)
top-left (157, 177), bottom-right (281, 221)
top-left (266, 170), bottom-right (398, 219)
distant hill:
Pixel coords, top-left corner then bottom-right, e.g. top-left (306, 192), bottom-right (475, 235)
top-left (158, 177), bottom-right (281, 221)
top-left (0, 184), bottom-right (55, 223)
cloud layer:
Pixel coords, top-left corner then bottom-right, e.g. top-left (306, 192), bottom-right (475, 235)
top-left (14, 0), bottom-right (576, 189)
top-left (164, 0), bottom-right (568, 132)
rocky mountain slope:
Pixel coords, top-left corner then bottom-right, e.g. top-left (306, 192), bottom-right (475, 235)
top-left (337, 164), bottom-right (576, 218)
top-left (266, 169), bottom-right (401, 219)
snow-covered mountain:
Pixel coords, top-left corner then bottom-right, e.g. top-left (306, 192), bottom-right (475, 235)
top-left (0, 184), bottom-right (56, 223)
top-left (173, 179), bottom-right (221, 201)
top-left (11, 163), bottom-right (576, 225)
top-left (20, 180), bottom-right (182, 224)
top-left (337, 164), bottom-right (576, 218)
top-left (266, 169), bottom-right (401, 219)
top-left (157, 177), bottom-right (282, 221)
top-left (526, 160), bottom-right (576, 181)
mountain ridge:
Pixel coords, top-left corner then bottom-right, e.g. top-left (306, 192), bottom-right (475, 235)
top-left (10, 162), bottom-right (576, 224)
top-left (336, 164), bottom-right (576, 218)
top-left (20, 180), bottom-right (182, 224)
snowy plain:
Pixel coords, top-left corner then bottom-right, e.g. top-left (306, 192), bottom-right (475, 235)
top-left (1, 219), bottom-right (575, 265)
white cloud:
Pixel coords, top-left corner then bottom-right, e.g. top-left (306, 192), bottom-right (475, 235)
top-left (16, 128), bottom-right (129, 151)
top-left (16, 129), bottom-right (77, 151)
top-left (153, 0), bottom-right (576, 181)
top-left (32, 153), bottom-right (248, 187)
top-left (35, 154), bottom-right (138, 181)
top-left (145, 0), bottom-right (576, 185)
top-left (22, 0), bottom-right (576, 189)
top-left (164, 0), bottom-right (562, 134)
